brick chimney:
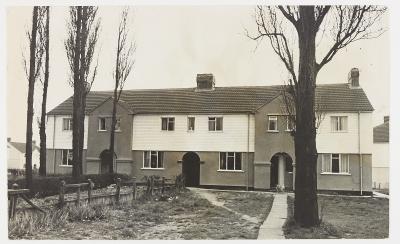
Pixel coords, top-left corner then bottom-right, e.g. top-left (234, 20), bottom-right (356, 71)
top-left (348, 68), bottom-right (360, 87)
top-left (384, 116), bottom-right (389, 123)
top-left (196, 74), bottom-right (215, 90)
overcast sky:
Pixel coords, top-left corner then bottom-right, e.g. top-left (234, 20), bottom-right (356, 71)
top-left (6, 6), bottom-right (390, 142)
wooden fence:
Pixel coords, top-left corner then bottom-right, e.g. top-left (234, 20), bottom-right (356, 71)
top-left (8, 175), bottom-right (185, 218)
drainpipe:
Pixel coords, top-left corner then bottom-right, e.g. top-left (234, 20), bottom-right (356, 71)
top-left (358, 111), bottom-right (363, 195)
top-left (52, 115), bottom-right (56, 174)
top-left (246, 113), bottom-right (250, 191)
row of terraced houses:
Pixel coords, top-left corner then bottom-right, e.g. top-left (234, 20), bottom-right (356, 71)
top-left (45, 68), bottom-right (374, 194)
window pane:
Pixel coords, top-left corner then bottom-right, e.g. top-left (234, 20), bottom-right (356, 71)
top-left (143, 151), bottom-right (149, 168)
top-left (269, 119), bottom-right (277, 131)
top-left (235, 153), bottom-right (242, 170)
top-left (227, 152), bottom-right (235, 170)
top-left (158, 151), bottom-right (164, 168)
top-left (161, 118), bottom-right (168, 130)
top-left (340, 154), bottom-right (349, 173)
top-left (332, 154), bottom-right (339, 173)
top-left (168, 118), bottom-right (175, 131)
top-left (62, 150), bottom-right (67, 165)
top-left (115, 118), bottom-right (121, 131)
top-left (216, 117), bottom-right (223, 131)
top-left (67, 150), bottom-right (73, 165)
top-left (322, 154), bottom-right (331, 172)
top-left (331, 117), bottom-right (337, 131)
top-left (209, 118), bottom-right (216, 131)
top-left (150, 151), bottom-right (157, 168)
top-left (341, 117), bottom-right (348, 131)
top-left (220, 152), bottom-right (226, 170)
top-left (188, 117), bottom-right (195, 131)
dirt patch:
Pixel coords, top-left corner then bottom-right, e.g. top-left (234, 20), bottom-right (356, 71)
top-left (283, 195), bottom-right (389, 239)
top-left (13, 189), bottom-right (274, 240)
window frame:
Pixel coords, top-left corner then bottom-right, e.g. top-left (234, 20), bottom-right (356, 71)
top-left (142, 150), bottom-right (164, 169)
top-left (267, 115), bottom-right (278, 132)
top-left (321, 153), bottom-right (350, 175)
top-left (218, 152), bottom-right (243, 172)
top-left (61, 149), bottom-right (73, 166)
top-left (331, 116), bottom-right (348, 132)
top-left (62, 118), bottom-right (73, 131)
top-left (161, 117), bottom-right (175, 131)
top-left (98, 117), bottom-right (107, 131)
top-left (187, 116), bottom-right (195, 132)
top-left (208, 117), bottom-right (223, 132)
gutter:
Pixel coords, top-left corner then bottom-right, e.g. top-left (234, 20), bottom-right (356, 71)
top-left (358, 111), bottom-right (363, 195)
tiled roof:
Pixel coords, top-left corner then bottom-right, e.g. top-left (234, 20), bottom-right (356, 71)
top-left (8, 142), bottom-right (40, 153)
top-left (373, 122), bottom-right (389, 143)
top-left (47, 83), bottom-right (374, 115)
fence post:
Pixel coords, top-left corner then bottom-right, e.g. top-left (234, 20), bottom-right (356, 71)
top-left (146, 178), bottom-right (151, 195)
top-left (162, 177), bottom-right (165, 195)
top-left (132, 177), bottom-right (137, 201)
top-left (10, 183), bottom-right (19, 218)
top-left (76, 185), bottom-right (81, 206)
top-left (59, 180), bottom-right (66, 208)
top-left (116, 178), bottom-right (121, 204)
top-left (150, 177), bottom-right (154, 196)
top-left (88, 179), bottom-right (93, 205)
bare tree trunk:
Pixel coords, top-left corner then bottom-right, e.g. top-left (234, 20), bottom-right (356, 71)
top-left (39, 6), bottom-right (49, 176)
top-left (25, 7), bottom-right (40, 189)
top-left (293, 6), bottom-right (319, 227)
top-left (72, 6), bottom-right (82, 179)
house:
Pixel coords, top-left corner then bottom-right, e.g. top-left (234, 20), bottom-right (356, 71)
top-left (45, 68), bottom-right (374, 194)
top-left (7, 137), bottom-right (40, 172)
top-left (372, 116), bottom-right (389, 189)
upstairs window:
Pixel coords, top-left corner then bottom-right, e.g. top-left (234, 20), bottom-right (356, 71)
top-left (61, 149), bottom-right (73, 166)
top-left (143, 151), bottom-right (164, 169)
top-left (98, 117), bottom-right (107, 131)
top-left (219, 152), bottom-right (242, 171)
top-left (161, 117), bottom-right (175, 131)
top-left (331, 116), bottom-right (348, 132)
top-left (187, 117), bottom-right (195, 131)
top-left (114, 117), bottom-right (121, 131)
top-left (63, 118), bottom-right (73, 131)
top-left (268, 116), bottom-right (278, 131)
top-left (286, 115), bottom-right (295, 131)
top-left (322, 153), bottom-right (350, 174)
top-left (209, 117), bottom-right (223, 131)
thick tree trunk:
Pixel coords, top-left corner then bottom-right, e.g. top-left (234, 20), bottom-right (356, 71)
top-left (25, 6), bottom-right (39, 190)
top-left (39, 6), bottom-right (49, 176)
top-left (72, 7), bottom-right (82, 179)
top-left (293, 6), bottom-right (319, 227)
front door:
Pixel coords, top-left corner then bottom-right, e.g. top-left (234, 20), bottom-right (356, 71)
top-left (100, 149), bottom-right (113, 174)
top-left (270, 155), bottom-right (279, 188)
top-left (182, 152), bottom-right (200, 187)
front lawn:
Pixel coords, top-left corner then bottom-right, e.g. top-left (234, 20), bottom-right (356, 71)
top-left (11, 190), bottom-right (274, 240)
top-left (284, 195), bottom-right (389, 239)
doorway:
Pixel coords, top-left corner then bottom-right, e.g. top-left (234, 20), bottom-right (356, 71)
top-left (182, 152), bottom-right (200, 187)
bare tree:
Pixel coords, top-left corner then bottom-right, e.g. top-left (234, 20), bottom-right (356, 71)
top-left (107, 7), bottom-right (136, 173)
top-left (23, 6), bottom-right (45, 189)
top-left (65, 6), bottom-right (100, 179)
top-left (39, 6), bottom-right (50, 176)
top-left (247, 5), bottom-right (386, 226)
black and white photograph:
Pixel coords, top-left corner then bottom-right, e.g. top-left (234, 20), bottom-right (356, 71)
top-left (2, 0), bottom-right (398, 241)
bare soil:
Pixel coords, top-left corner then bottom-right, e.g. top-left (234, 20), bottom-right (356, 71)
top-left (16, 189), bottom-right (274, 240)
top-left (284, 195), bottom-right (389, 239)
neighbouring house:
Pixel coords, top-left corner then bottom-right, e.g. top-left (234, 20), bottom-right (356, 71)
top-left (372, 116), bottom-right (390, 189)
top-left (45, 68), bottom-right (374, 194)
top-left (7, 137), bottom-right (40, 173)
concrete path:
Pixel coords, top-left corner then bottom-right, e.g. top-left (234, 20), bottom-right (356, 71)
top-left (257, 193), bottom-right (288, 239)
top-left (188, 187), bottom-right (259, 224)
top-left (373, 191), bottom-right (389, 199)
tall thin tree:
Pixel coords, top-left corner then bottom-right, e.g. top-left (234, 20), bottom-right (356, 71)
top-left (65, 6), bottom-right (100, 179)
top-left (23, 6), bottom-right (45, 189)
top-left (109, 7), bottom-right (135, 173)
top-left (248, 5), bottom-right (386, 226)
top-left (39, 6), bottom-right (50, 176)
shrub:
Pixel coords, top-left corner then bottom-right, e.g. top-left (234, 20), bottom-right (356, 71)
top-left (8, 173), bottom-right (132, 197)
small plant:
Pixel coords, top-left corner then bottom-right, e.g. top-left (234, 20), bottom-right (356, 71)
top-left (275, 185), bottom-right (285, 193)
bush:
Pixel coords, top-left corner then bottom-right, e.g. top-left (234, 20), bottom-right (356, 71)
top-left (8, 173), bottom-right (132, 198)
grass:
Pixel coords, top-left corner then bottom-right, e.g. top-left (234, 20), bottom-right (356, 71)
top-left (11, 189), bottom-right (274, 240)
top-left (283, 195), bottom-right (389, 239)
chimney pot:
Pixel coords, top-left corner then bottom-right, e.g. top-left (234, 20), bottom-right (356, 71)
top-left (384, 116), bottom-right (389, 123)
top-left (348, 68), bottom-right (360, 87)
top-left (7, 137), bottom-right (11, 142)
top-left (196, 73), bottom-right (215, 90)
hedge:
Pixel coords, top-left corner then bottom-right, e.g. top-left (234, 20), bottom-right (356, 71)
top-left (8, 173), bottom-right (132, 198)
